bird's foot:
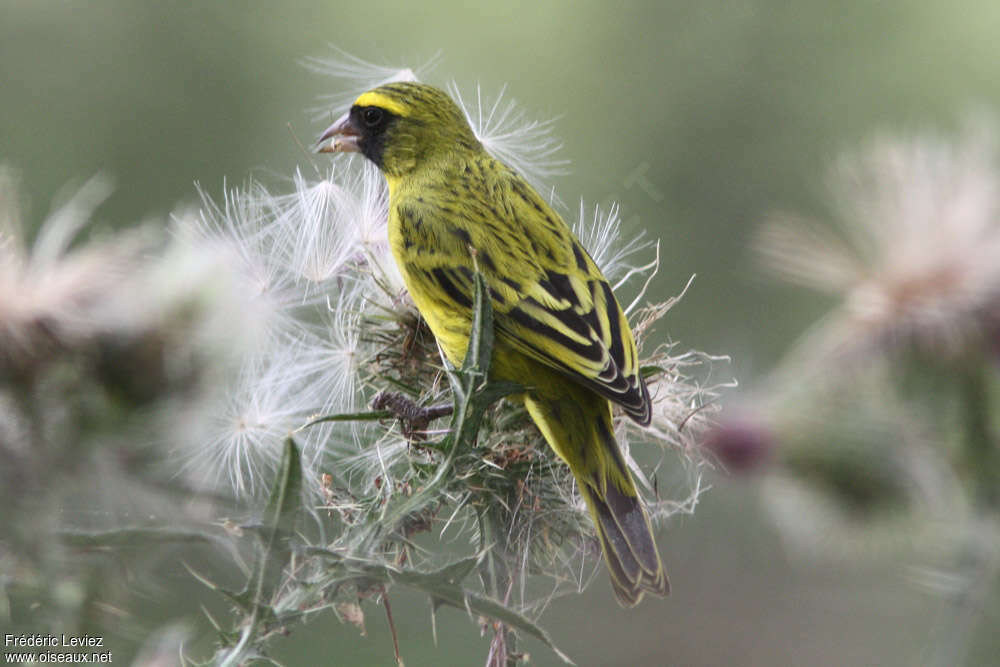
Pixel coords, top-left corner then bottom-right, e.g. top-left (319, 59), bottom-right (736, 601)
top-left (372, 391), bottom-right (453, 440)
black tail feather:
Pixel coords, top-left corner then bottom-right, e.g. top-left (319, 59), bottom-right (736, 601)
top-left (580, 481), bottom-right (669, 607)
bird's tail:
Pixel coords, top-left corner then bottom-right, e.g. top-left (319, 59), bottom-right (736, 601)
top-left (576, 427), bottom-right (670, 606)
top-left (522, 388), bottom-right (668, 606)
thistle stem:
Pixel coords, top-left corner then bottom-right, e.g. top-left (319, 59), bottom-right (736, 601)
top-left (479, 505), bottom-right (519, 667)
top-left (382, 589), bottom-right (402, 666)
top-left (959, 358), bottom-right (998, 510)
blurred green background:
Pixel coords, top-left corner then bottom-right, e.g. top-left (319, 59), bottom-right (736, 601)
top-left (3, 1), bottom-right (999, 665)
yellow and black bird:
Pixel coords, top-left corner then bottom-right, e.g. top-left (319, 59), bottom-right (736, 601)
top-left (318, 82), bottom-right (667, 606)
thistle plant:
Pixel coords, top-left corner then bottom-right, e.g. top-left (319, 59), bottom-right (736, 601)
top-left (715, 122), bottom-right (1000, 666)
top-left (180, 58), bottom-right (724, 665)
top-left (0, 57), bottom-right (725, 666)
top-left (0, 167), bottom-right (261, 657)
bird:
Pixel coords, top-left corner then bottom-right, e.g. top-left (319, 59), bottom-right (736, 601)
top-left (317, 82), bottom-right (667, 606)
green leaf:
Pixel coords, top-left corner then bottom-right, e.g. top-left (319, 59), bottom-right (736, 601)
top-left (299, 410), bottom-right (393, 430)
top-left (217, 438), bottom-right (303, 667)
top-left (380, 564), bottom-right (573, 664)
top-left (253, 437), bottom-right (303, 600)
top-left (639, 364), bottom-right (666, 380)
top-left (424, 555), bottom-right (482, 586)
top-left (472, 380), bottom-right (523, 408)
top-left (305, 549), bottom-right (573, 664)
top-left (462, 271), bottom-right (495, 376)
top-left (374, 374), bottom-right (425, 397)
top-left (58, 527), bottom-right (216, 549)
top-left (445, 272), bottom-right (521, 448)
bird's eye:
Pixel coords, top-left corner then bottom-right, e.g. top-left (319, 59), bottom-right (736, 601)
top-left (363, 107), bottom-right (384, 128)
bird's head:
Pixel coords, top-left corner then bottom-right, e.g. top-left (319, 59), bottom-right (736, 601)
top-left (317, 82), bottom-right (480, 177)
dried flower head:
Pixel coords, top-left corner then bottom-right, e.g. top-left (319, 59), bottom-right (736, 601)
top-left (572, 200), bottom-right (654, 288)
top-left (304, 48), bottom-right (439, 120)
top-left (0, 171), bottom-right (136, 371)
top-left (176, 163), bottom-right (395, 495)
top-left (0, 166), bottom-right (275, 642)
top-left (756, 122), bottom-right (1000, 364)
top-left (448, 82), bottom-right (570, 194)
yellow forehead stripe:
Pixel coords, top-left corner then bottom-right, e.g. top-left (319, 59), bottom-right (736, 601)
top-left (353, 91), bottom-right (408, 116)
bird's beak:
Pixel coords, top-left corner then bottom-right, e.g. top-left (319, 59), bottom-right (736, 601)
top-left (316, 110), bottom-right (360, 153)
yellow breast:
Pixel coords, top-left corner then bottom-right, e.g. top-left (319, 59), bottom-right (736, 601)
top-left (388, 211), bottom-right (473, 367)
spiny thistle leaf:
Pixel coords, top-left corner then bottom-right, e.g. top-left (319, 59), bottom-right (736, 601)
top-left (385, 566), bottom-right (574, 666)
top-left (449, 271), bottom-right (523, 443)
top-left (303, 549), bottom-right (573, 665)
top-left (300, 410), bottom-right (394, 428)
top-left (182, 561), bottom-right (252, 612)
top-left (252, 437), bottom-right (303, 601)
top-left (216, 438), bottom-right (303, 666)
top-left (639, 364), bottom-right (668, 380)
top-left (463, 270), bottom-right (496, 376)
top-left (58, 527), bottom-right (218, 549)
top-left (424, 555), bottom-right (483, 588)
